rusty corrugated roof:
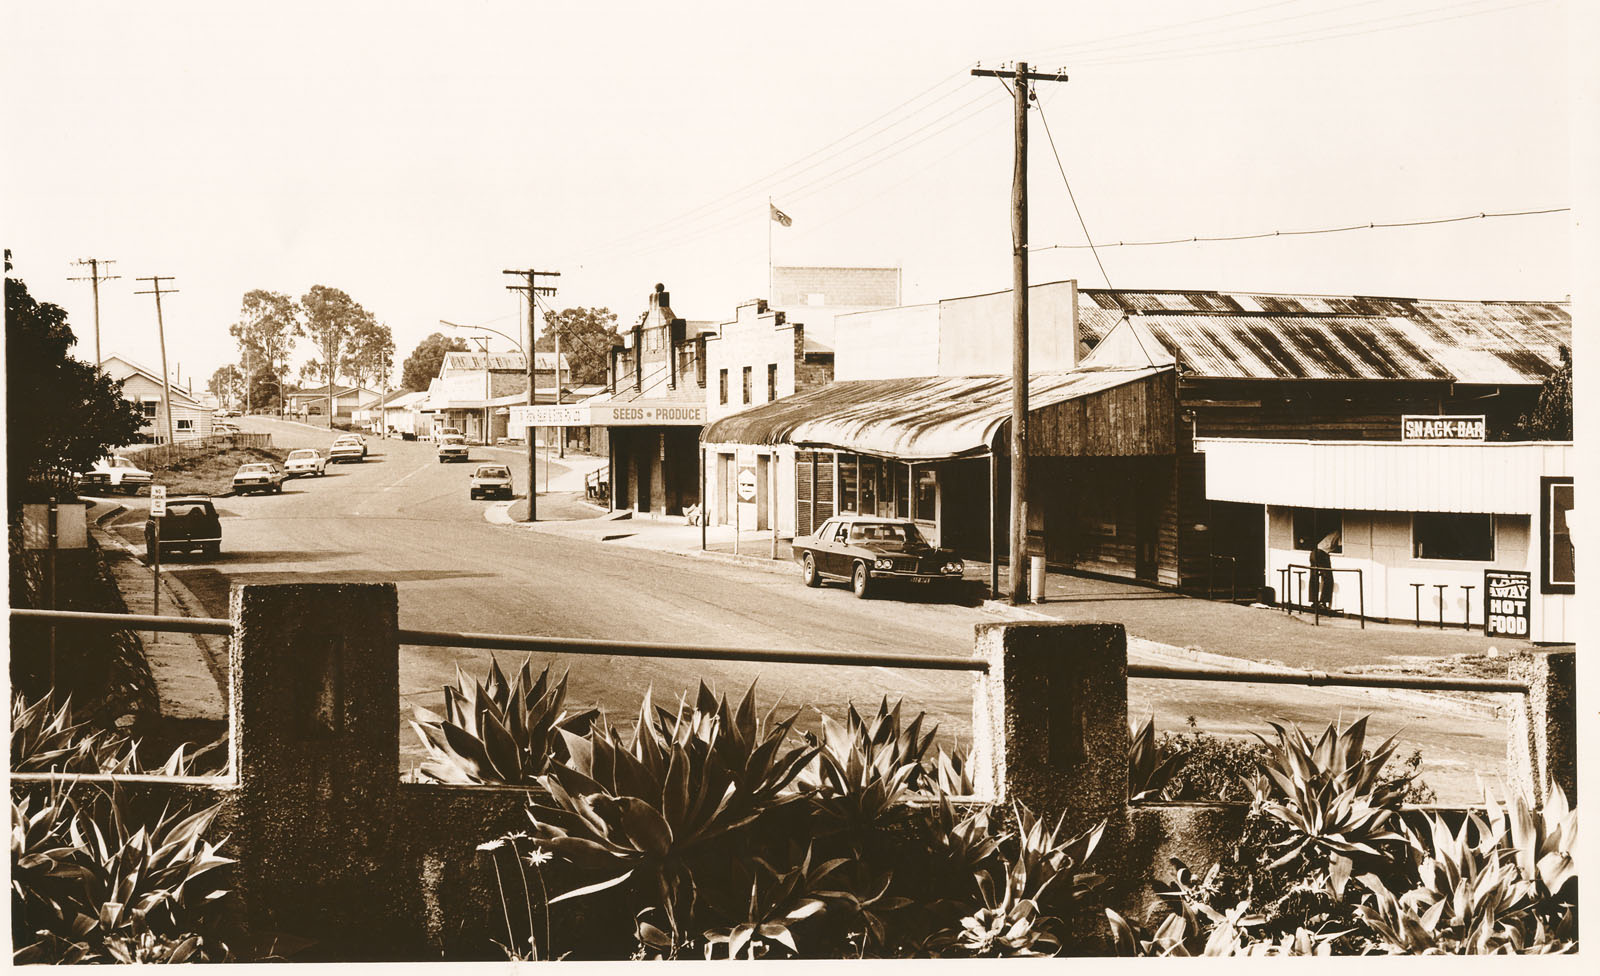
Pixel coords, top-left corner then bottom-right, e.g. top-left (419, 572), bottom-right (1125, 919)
top-left (1077, 290), bottom-right (1569, 383)
top-left (702, 366), bottom-right (1168, 460)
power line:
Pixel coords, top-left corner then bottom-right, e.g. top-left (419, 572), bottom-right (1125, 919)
top-left (1033, 94), bottom-right (1112, 290)
top-left (68, 258), bottom-right (119, 367)
top-left (1029, 207), bottom-right (1570, 252)
top-left (1022, 0), bottom-right (1310, 61)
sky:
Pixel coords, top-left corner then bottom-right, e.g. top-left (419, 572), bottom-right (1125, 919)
top-left (2, 0), bottom-right (1585, 394)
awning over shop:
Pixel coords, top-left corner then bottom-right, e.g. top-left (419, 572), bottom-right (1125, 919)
top-left (701, 365), bottom-right (1169, 461)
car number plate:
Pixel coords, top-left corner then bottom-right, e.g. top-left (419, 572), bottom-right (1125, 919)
top-left (913, 575), bottom-right (933, 584)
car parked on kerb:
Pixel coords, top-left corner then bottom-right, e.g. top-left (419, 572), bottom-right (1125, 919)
top-left (469, 464), bottom-right (513, 500)
top-left (329, 434), bottom-right (367, 463)
top-left (77, 456), bottom-right (152, 496)
top-left (283, 448), bottom-right (327, 478)
top-left (437, 435), bottom-right (470, 463)
top-left (145, 496), bottom-right (221, 560)
top-left (792, 516), bottom-right (964, 599)
top-left (231, 462), bottom-right (285, 495)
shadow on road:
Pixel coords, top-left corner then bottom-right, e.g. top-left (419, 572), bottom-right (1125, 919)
top-left (165, 567), bottom-right (499, 619)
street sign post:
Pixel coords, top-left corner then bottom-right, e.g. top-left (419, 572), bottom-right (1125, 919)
top-left (22, 500), bottom-right (87, 686)
top-left (149, 486), bottom-right (166, 622)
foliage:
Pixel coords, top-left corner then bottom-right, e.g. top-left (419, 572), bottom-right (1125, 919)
top-left (1129, 715), bottom-right (1186, 800)
top-left (1514, 344), bottom-right (1571, 440)
top-left (11, 781), bottom-right (234, 963)
top-left (804, 698), bottom-right (937, 835)
top-left (341, 317), bottom-right (395, 394)
top-left (230, 289), bottom-right (302, 408)
top-left (208, 364), bottom-right (243, 408)
top-left (11, 693), bottom-right (203, 776)
top-left (536, 306), bottom-right (621, 386)
top-left (6, 259), bottom-right (145, 501)
top-left (409, 657), bottom-right (597, 785)
top-left (301, 284), bottom-right (377, 400)
top-left (699, 845), bottom-right (843, 959)
top-left (1152, 719), bottom-right (1271, 801)
top-left (401, 331), bottom-right (469, 392)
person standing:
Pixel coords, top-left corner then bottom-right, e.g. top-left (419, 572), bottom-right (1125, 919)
top-left (1310, 528), bottom-right (1339, 609)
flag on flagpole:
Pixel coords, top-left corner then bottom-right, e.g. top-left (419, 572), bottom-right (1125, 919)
top-left (769, 203), bottom-right (793, 227)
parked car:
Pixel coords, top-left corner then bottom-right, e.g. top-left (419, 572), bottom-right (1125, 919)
top-left (283, 448), bottom-right (327, 478)
top-left (231, 462), bottom-right (285, 495)
top-left (469, 464), bottom-right (513, 500)
top-left (792, 516), bottom-right (965, 599)
top-left (437, 435), bottom-right (470, 463)
top-left (214, 423), bottom-right (241, 436)
top-left (329, 435), bottom-right (367, 463)
top-left (144, 496), bottom-right (221, 560)
top-left (77, 456), bottom-right (152, 496)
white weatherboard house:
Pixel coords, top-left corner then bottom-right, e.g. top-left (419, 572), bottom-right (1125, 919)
top-left (100, 354), bottom-right (215, 445)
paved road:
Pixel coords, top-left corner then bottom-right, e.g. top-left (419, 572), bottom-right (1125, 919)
top-left (114, 417), bottom-right (1511, 801)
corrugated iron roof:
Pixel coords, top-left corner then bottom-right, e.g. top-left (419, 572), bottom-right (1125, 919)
top-left (702, 366), bottom-right (1168, 460)
top-left (440, 351), bottom-right (568, 372)
top-left (1077, 290), bottom-right (1569, 383)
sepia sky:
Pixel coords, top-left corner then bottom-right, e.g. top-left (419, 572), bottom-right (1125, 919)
top-left (1, 0), bottom-right (1584, 389)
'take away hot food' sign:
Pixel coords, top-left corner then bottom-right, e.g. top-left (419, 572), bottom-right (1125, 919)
top-left (1483, 570), bottom-right (1531, 640)
top-left (1401, 415), bottom-right (1486, 441)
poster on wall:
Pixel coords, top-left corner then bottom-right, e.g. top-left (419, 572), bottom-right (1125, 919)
top-left (1483, 569), bottom-right (1531, 639)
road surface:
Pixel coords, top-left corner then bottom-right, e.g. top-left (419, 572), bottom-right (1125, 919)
top-left (114, 417), bottom-right (1511, 801)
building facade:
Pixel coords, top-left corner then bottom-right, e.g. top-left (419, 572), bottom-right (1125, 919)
top-left (100, 355), bottom-right (215, 445)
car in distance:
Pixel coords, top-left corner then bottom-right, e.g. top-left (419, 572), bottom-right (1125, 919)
top-left (214, 423), bottom-right (241, 436)
top-left (283, 448), bottom-right (327, 478)
top-left (328, 434), bottom-right (367, 463)
top-left (145, 496), bottom-right (221, 560)
top-left (231, 462), bottom-right (285, 495)
top-left (792, 516), bottom-right (964, 599)
top-left (77, 455), bottom-right (153, 495)
top-left (432, 426), bottom-right (463, 442)
top-left (469, 463), bottom-right (513, 500)
top-left (437, 435), bottom-right (470, 463)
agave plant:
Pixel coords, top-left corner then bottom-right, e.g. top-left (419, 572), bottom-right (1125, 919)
top-left (1483, 782), bottom-right (1578, 913)
top-left (1106, 903), bottom-right (1336, 957)
top-left (410, 657), bottom-right (598, 785)
top-left (927, 869), bottom-right (1061, 957)
top-left (1007, 802), bottom-right (1105, 906)
top-left (11, 692), bottom-right (213, 776)
top-left (1252, 716), bottom-right (1409, 871)
top-left (1128, 715), bottom-right (1186, 801)
top-left (699, 844), bottom-right (846, 959)
top-left (527, 683), bottom-right (817, 953)
top-left (11, 781), bottom-right (234, 964)
top-left (804, 698), bottom-right (940, 835)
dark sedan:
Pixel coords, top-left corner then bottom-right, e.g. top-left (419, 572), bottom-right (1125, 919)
top-left (792, 516), bottom-right (964, 599)
top-left (145, 496), bottom-right (221, 560)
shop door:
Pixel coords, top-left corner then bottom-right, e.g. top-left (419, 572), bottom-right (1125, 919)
top-left (1135, 485), bottom-right (1159, 582)
top-left (756, 455), bottom-right (770, 530)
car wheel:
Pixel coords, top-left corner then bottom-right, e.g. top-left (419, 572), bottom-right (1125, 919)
top-left (851, 561), bottom-right (872, 599)
top-left (802, 553), bottom-right (821, 587)
top-left (275, 484), bottom-right (284, 494)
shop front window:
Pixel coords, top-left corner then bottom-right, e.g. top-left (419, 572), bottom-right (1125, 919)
top-left (1413, 513), bottom-right (1493, 561)
top-left (839, 454), bottom-right (859, 513)
top-left (894, 463), bottom-right (910, 518)
top-left (914, 466), bottom-right (936, 522)
top-left (860, 457), bottom-right (879, 515)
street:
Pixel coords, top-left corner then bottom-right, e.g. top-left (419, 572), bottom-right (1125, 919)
top-left (114, 417), bottom-right (1511, 800)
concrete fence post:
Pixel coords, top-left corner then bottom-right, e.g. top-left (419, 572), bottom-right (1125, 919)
top-left (229, 582), bottom-right (405, 954)
top-left (972, 621), bottom-right (1129, 831)
top-left (1506, 648), bottom-right (1576, 806)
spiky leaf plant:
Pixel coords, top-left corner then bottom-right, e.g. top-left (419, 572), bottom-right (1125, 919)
top-left (1128, 715), bottom-right (1186, 801)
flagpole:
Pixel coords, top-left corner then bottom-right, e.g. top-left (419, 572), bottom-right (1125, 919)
top-left (767, 195), bottom-right (774, 304)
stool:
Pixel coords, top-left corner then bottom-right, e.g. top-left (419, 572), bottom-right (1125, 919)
top-left (1410, 582), bottom-right (1424, 628)
top-left (1460, 585), bottom-right (1475, 630)
top-left (1278, 568), bottom-right (1290, 613)
top-left (1293, 569), bottom-right (1307, 613)
top-left (1433, 583), bottom-right (1448, 630)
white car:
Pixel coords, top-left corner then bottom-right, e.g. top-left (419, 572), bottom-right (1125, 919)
top-left (283, 448), bottom-right (327, 478)
top-left (78, 456), bottom-right (153, 495)
top-left (231, 462), bottom-right (285, 495)
top-left (437, 435), bottom-right (470, 463)
top-left (214, 424), bottom-right (241, 436)
top-left (469, 464), bottom-right (513, 499)
top-left (329, 435), bottom-right (367, 463)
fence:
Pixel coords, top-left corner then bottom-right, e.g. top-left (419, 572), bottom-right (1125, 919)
top-left (9, 588), bottom-right (1575, 958)
top-left (1279, 562), bottom-right (1366, 627)
top-left (125, 433), bottom-right (274, 468)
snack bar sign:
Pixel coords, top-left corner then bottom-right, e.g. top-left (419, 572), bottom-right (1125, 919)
top-left (1483, 570), bottom-right (1531, 640)
top-left (1401, 415), bottom-right (1485, 441)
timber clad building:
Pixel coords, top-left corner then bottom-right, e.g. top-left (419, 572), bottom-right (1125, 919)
top-left (701, 284), bottom-right (1574, 640)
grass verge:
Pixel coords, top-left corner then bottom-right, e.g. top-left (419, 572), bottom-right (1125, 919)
top-left (149, 446), bottom-right (287, 496)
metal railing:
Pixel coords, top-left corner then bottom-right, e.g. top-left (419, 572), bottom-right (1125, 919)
top-left (1279, 563), bottom-right (1366, 629)
top-left (1128, 660), bottom-right (1527, 695)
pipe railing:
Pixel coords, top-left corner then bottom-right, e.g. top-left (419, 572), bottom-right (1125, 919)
top-left (13, 608), bottom-right (1528, 692)
top-left (1279, 563), bottom-right (1365, 628)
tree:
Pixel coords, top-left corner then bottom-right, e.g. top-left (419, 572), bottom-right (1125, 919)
top-left (1516, 345), bottom-right (1572, 440)
top-left (208, 364), bottom-right (242, 408)
top-left (230, 290), bottom-right (302, 407)
top-left (246, 364), bottom-right (282, 412)
top-left (401, 332), bottom-right (469, 391)
top-left (301, 285), bottom-right (377, 426)
top-left (536, 306), bottom-right (621, 387)
top-left (5, 254), bottom-right (144, 501)
top-left (342, 318), bottom-right (395, 394)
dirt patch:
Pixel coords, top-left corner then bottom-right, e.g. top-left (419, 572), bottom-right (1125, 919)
top-left (150, 446), bottom-right (287, 496)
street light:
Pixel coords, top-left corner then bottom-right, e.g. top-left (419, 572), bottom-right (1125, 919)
top-left (441, 319), bottom-right (524, 356)
top-left (442, 319), bottom-right (524, 445)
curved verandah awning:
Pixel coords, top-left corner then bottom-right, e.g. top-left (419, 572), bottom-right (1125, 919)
top-left (700, 365), bottom-right (1170, 461)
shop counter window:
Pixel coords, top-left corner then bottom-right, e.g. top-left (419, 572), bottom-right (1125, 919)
top-left (1291, 508), bottom-right (1343, 552)
top-left (1412, 512), bottom-right (1493, 561)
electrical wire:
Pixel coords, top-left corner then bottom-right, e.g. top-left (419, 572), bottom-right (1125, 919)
top-left (1029, 207), bottom-right (1570, 252)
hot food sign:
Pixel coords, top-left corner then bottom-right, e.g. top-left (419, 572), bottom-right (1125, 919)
top-left (1483, 570), bottom-right (1531, 640)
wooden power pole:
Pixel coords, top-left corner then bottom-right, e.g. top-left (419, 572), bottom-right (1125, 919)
top-left (69, 258), bottom-right (119, 367)
top-left (971, 60), bottom-right (1068, 605)
top-left (503, 268), bottom-right (560, 522)
top-left (134, 276), bottom-right (179, 446)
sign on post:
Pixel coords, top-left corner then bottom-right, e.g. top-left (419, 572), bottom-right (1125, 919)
top-left (21, 504), bottom-right (88, 550)
top-left (150, 485), bottom-right (168, 518)
top-left (737, 466), bottom-right (758, 502)
top-left (1484, 569), bottom-right (1531, 639)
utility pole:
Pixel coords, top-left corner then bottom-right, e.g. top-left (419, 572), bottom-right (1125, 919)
top-left (971, 60), bottom-right (1068, 605)
top-left (69, 258), bottom-right (119, 367)
top-left (134, 276), bottom-right (179, 446)
top-left (553, 312), bottom-right (565, 459)
top-left (503, 268), bottom-right (560, 522)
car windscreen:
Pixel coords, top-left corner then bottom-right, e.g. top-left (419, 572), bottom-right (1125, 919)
top-left (476, 467), bottom-right (509, 477)
top-left (288, 451), bottom-right (317, 459)
top-left (164, 503), bottom-right (213, 519)
top-left (848, 523), bottom-right (924, 546)
top-left (238, 465), bottom-right (271, 473)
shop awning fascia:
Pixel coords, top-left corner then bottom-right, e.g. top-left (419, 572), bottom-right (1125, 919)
top-left (701, 366), bottom-right (1171, 461)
